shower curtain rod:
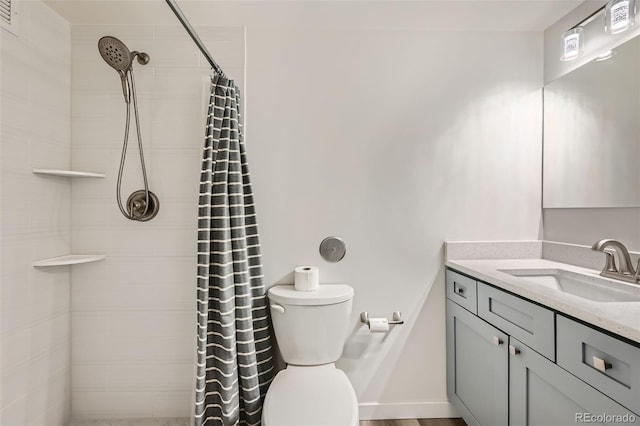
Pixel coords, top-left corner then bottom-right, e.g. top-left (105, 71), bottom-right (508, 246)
top-left (165, 0), bottom-right (226, 77)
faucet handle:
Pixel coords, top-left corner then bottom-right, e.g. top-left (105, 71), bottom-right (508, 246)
top-left (603, 251), bottom-right (618, 273)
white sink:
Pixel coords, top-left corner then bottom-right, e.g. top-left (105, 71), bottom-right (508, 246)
top-left (499, 268), bottom-right (640, 303)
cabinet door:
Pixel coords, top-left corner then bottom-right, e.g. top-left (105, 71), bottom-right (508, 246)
top-left (509, 337), bottom-right (640, 426)
top-left (446, 299), bottom-right (508, 426)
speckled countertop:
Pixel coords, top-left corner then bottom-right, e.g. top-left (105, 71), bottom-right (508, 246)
top-left (445, 258), bottom-right (640, 344)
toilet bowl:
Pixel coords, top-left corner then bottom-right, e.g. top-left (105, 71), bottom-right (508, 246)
top-left (263, 284), bottom-right (358, 426)
top-left (262, 365), bottom-right (358, 426)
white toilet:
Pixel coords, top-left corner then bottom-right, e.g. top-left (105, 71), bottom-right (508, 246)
top-left (263, 284), bottom-right (359, 426)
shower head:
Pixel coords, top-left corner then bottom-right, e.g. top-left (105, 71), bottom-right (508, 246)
top-left (98, 36), bottom-right (150, 103)
top-left (98, 36), bottom-right (133, 73)
top-left (99, 36), bottom-right (133, 102)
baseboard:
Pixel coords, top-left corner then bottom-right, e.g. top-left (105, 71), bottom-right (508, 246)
top-left (358, 401), bottom-right (458, 420)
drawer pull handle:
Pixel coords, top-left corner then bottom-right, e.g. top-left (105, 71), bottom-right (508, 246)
top-left (593, 356), bottom-right (612, 372)
top-left (509, 345), bottom-right (521, 356)
top-left (492, 336), bottom-right (503, 346)
top-left (453, 284), bottom-right (465, 295)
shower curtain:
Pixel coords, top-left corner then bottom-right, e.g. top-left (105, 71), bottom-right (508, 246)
top-left (194, 74), bottom-right (275, 426)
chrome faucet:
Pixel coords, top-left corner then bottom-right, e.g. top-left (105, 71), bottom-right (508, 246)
top-left (591, 239), bottom-right (640, 283)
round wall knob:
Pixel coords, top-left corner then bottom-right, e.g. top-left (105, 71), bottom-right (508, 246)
top-left (319, 236), bottom-right (346, 263)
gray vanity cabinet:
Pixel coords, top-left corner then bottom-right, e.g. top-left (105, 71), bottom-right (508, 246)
top-left (446, 299), bottom-right (508, 426)
top-left (445, 268), bottom-right (640, 426)
top-left (510, 337), bottom-right (639, 426)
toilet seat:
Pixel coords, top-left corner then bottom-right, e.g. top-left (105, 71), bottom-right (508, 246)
top-left (262, 364), bottom-right (359, 426)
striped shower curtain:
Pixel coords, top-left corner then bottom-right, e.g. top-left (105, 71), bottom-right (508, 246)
top-left (194, 74), bottom-right (275, 426)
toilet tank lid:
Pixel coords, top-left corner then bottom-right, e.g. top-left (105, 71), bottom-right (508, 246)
top-left (268, 284), bottom-right (353, 306)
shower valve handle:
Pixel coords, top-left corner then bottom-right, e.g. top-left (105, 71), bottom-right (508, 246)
top-left (131, 199), bottom-right (146, 212)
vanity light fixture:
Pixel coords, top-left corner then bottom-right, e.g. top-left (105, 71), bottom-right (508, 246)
top-left (594, 50), bottom-right (616, 61)
top-left (559, 1), bottom-right (633, 63)
top-left (605, 0), bottom-right (635, 34)
top-left (560, 27), bottom-right (584, 61)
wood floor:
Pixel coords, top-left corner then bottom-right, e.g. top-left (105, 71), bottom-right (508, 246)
top-left (68, 417), bottom-right (466, 426)
top-left (360, 419), bottom-right (466, 426)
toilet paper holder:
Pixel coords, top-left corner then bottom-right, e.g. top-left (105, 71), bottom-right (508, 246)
top-left (360, 311), bottom-right (404, 325)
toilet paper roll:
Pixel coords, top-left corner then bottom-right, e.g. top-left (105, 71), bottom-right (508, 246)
top-left (294, 266), bottom-right (319, 292)
top-left (368, 318), bottom-right (389, 333)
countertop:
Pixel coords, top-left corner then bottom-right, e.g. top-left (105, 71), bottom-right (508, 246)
top-left (445, 258), bottom-right (640, 344)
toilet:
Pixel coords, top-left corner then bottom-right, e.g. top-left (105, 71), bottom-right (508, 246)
top-left (263, 284), bottom-right (358, 426)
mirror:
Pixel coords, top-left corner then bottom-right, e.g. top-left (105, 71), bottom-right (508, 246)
top-left (543, 35), bottom-right (640, 208)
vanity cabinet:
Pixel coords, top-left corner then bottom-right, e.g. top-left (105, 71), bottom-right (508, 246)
top-left (445, 268), bottom-right (640, 426)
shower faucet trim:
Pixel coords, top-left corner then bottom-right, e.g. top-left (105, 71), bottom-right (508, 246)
top-left (98, 36), bottom-right (159, 221)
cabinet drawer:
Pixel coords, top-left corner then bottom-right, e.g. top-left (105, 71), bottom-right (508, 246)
top-left (446, 269), bottom-right (477, 314)
top-left (557, 315), bottom-right (640, 415)
top-left (477, 282), bottom-right (555, 361)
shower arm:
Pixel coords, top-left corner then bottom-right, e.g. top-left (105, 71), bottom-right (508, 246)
top-left (164, 0), bottom-right (226, 77)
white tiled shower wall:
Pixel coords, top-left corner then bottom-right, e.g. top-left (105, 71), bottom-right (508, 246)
top-left (68, 25), bottom-right (244, 418)
top-left (1, 1), bottom-right (72, 425)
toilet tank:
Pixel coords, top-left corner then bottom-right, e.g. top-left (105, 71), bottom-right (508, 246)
top-left (268, 284), bottom-right (354, 366)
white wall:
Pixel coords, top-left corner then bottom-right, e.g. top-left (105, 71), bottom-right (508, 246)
top-left (543, 1), bottom-right (640, 252)
top-left (68, 25), bottom-right (244, 419)
top-left (0, 1), bottom-right (72, 425)
top-left (246, 28), bottom-right (543, 417)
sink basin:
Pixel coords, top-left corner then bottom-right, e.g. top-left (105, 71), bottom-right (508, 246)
top-left (498, 268), bottom-right (640, 303)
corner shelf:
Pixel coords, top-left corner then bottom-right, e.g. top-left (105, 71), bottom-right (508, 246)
top-left (32, 169), bottom-right (106, 178)
top-left (33, 254), bottom-right (106, 267)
